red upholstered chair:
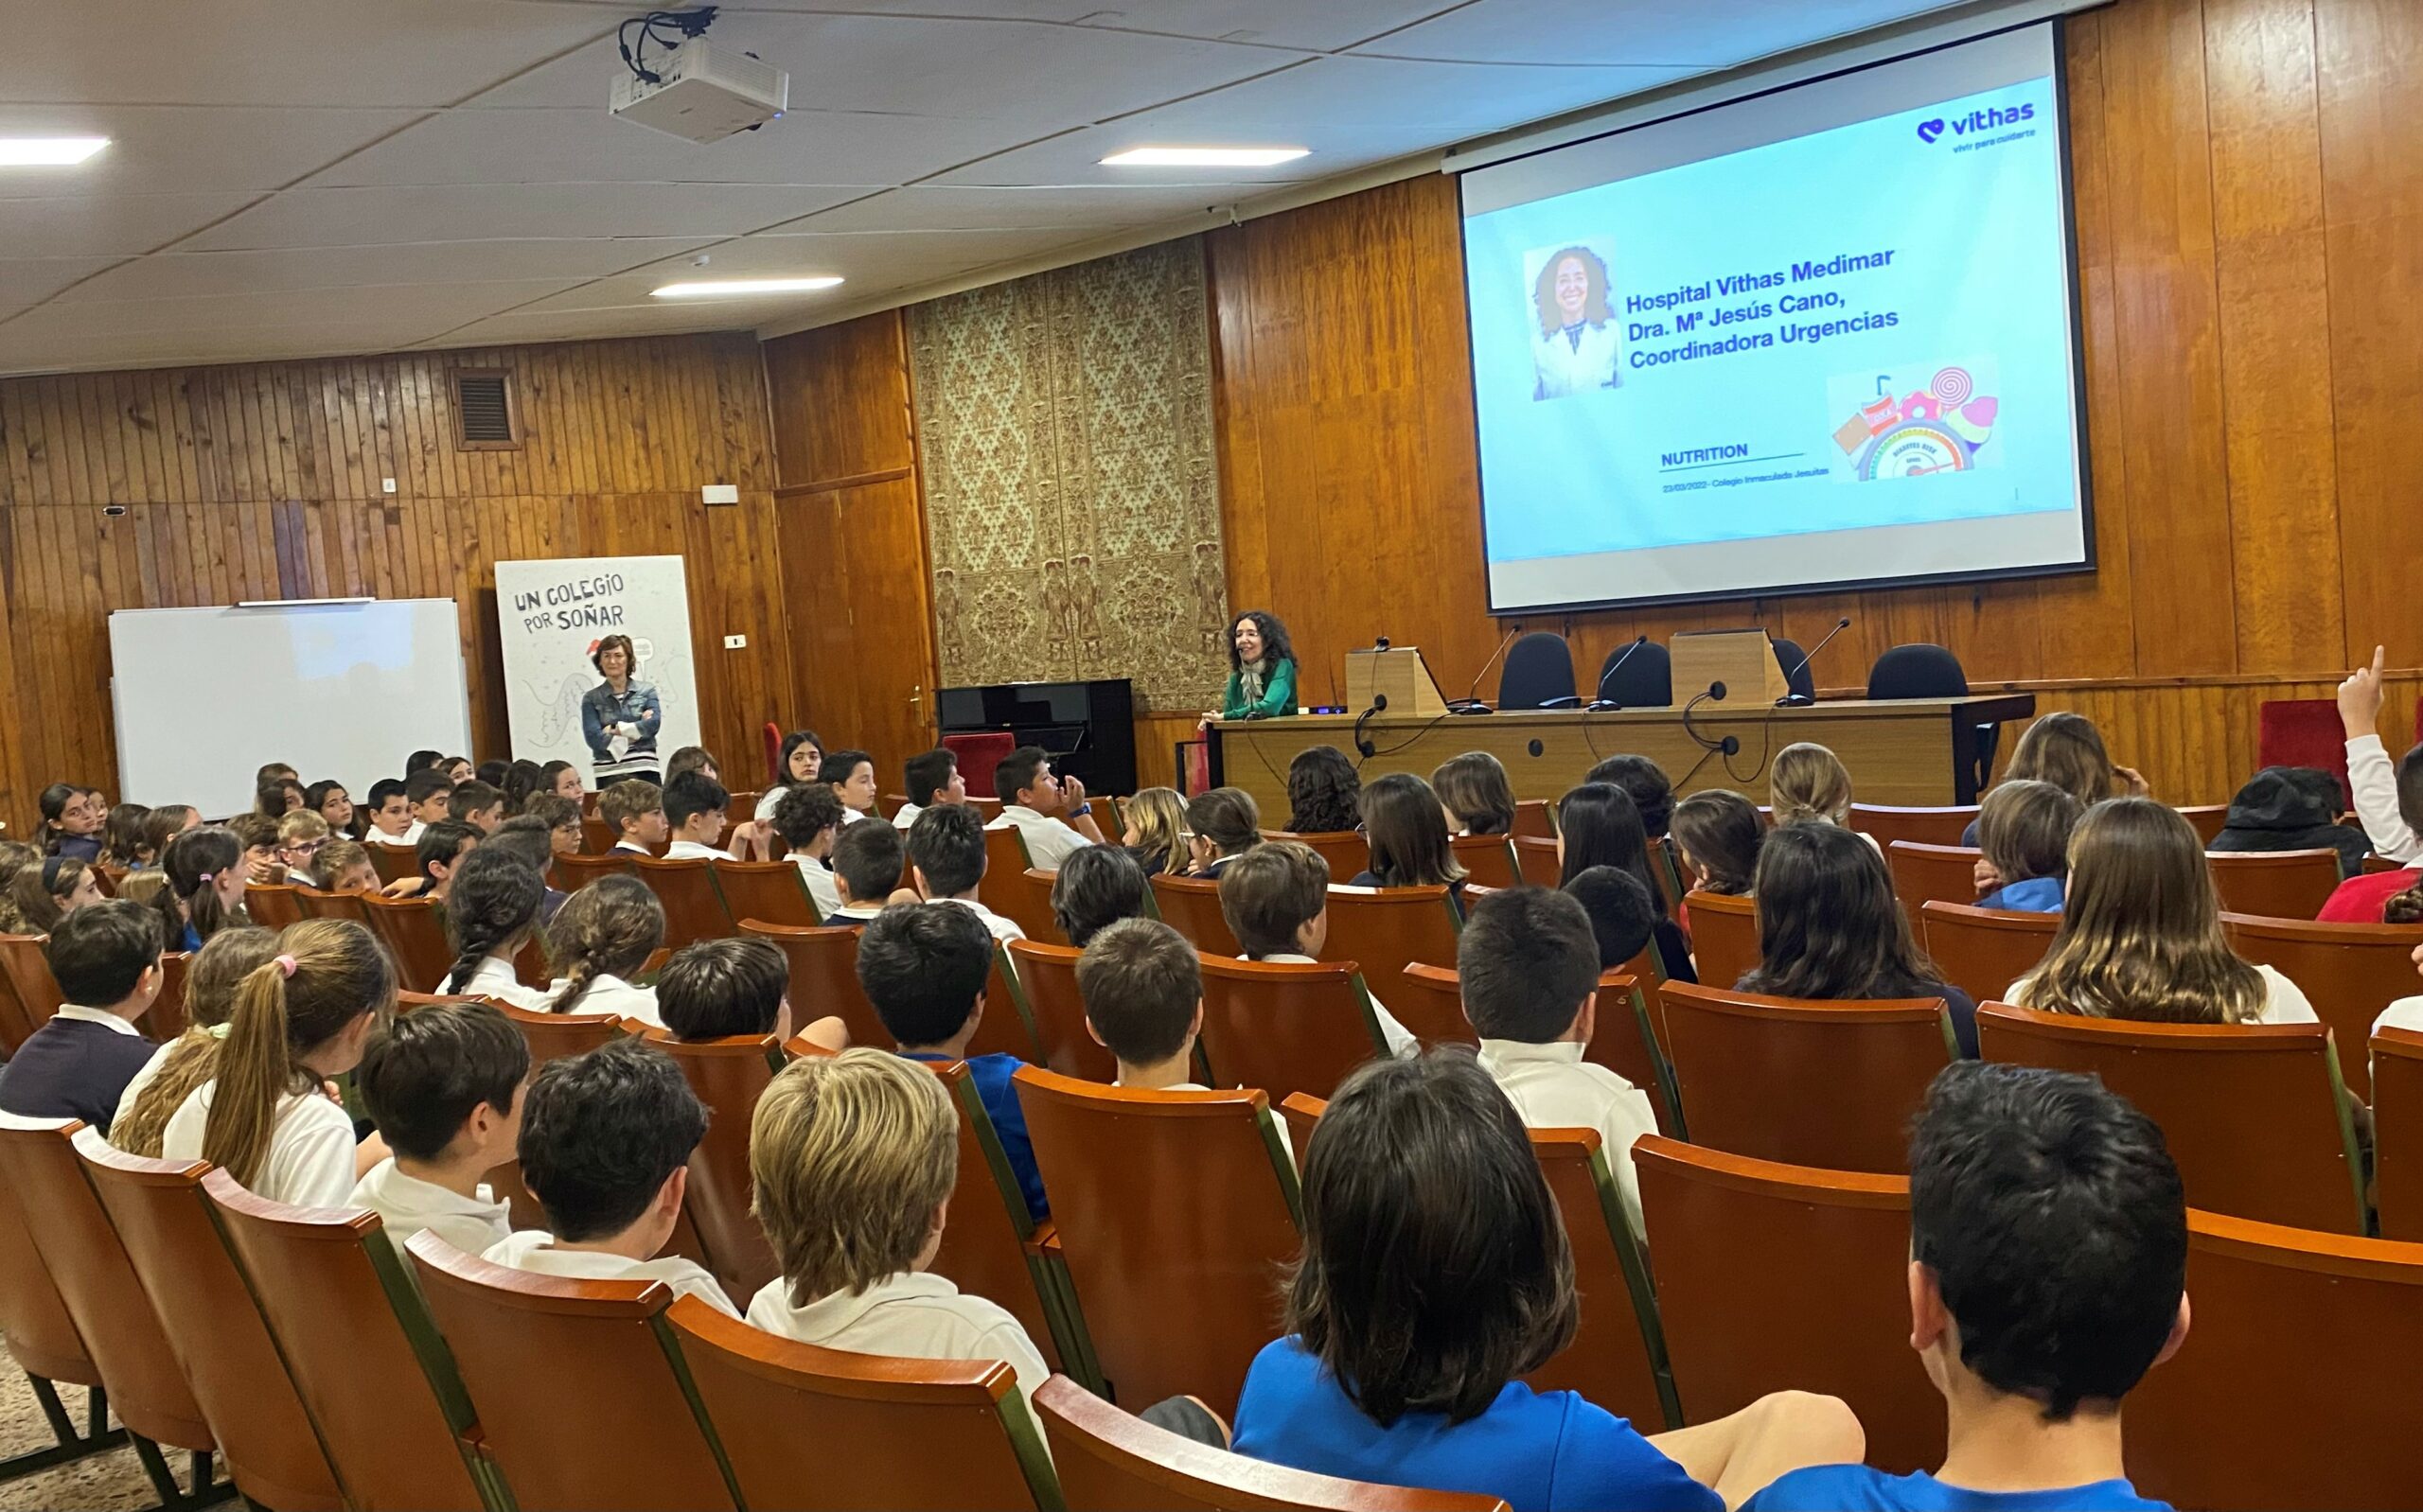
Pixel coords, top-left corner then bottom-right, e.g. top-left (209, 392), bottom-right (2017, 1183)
top-left (945, 732), bottom-right (1017, 799)
top-left (2258, 697), bottom-right (2354, 807)
top-left (762, 720), bottom-right (783, 785)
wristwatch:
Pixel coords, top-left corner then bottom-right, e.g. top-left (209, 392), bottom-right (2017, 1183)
top-left (1070, 801), bottom-right (1092, 818)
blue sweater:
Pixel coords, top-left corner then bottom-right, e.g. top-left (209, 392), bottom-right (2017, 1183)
top-left (0, 1016), bottom-right (157, 1134)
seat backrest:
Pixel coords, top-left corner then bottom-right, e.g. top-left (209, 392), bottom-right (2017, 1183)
top-left (1526, 1130), bottom-right (1673, 1431)
top-left (1392, 963), bottom-right (1478, 1046)
top-left (1679, 889), bottom-right (1759, 993)
top-left (203, 1172), bottom-right (497, 1511)
top-left (665, 1293), bottom-right (1055, 1511)
top-left (142, 949), bottom-right (192, 1040)
top-left (1645, 836), bottom-right (1689, 910)
top-left (1321, 885), bottom-right (1459, 1005)
top-left (979, 942), bottom-right (1045, 1062)
top-left (1018, 867), bottom-right (1069, 947)
top-left (292, 885), bottom-right (374, 926)
top-left (1658, 982), bottom-right (1953, 1173)
top-left (739, 921), bottom-right (885, 1050)
top-left (1885, 841), bottom-right (1985, 915)
top-left (1510, 835), bottom-right (1559, 887)
top-left (636, 1026), bottom-right (783, 1301)
top-left (1978, 1003), bottom-right (2365, 1233)
top-left (577, 815), bottom-right (619, 855)
top-left (2223, 914), bottom-right (2423, 1099)
top-left (0, 1127), bottom-right (97, 1389)
top-left (366, 842), bottom-right (419, 887)
top-left (1848, 804), bottom-right (1979, 851)
top-left (0, 934), bottom-right (63, 1034)
top-left (1865, 642), bottom-right (1967, 699)
top-left (497, 998), bottom-right (628, 1060)
top-left (1014, 1068), bottom-right (1300, 1415)
top-left (708, 858), bottom-right (821, 930)
top-left (556, 849), bottom-right (638, 891)
top-left (918, 1060), bottom-right (1064, 1373)
top-left (1261, 830), bottom-right (1370, 882)
top-left (405, 1233), bottom-right (736, 1511)
top-left (361, 892), bottom-right (454, 995)
top-left (1497, 631), bottom-right (1577, 709)
top-left (1150, 873), bottom-right (1241, 956)
top-left (2256, 697), bottom-right (2355, 816)
top-left (1447, 835), bottom-right (1519, 889)
top-left (1005, 939), bottom-right (1117, 1081)
top-left (79, 1143), bottom-right (343, 1511)
top-left (978, 827), bottom-right (1055, 942)
top-left (1917, 901), bottom-right (2057, 1008)
top-left (1633, 1134), bottom-right (1938, 1473)
top-left (0, 946), bottom-right (38, 1055)
top-left (2126, 1210), bottom-right (2423, 1511)
top-left (2173, 803), bottom-right (2230, 845)
top-left (1601, 639), bottom-right (1672, 708)
top-left (0, 1121), bottom-right (213, 1450)
top-left (631, 856), bottom-right (732, 952)
top-left (1036, 1375), bottom-right (1509, 1512)
top-left (2376, 1027), bottom-right (2423, 1242)
top-left (1196, 956), bottom-right (1386, 1101)
top-left (1512, 800), bottom-right (1556, 840)
top-left (945, 731), bottom-right (1017, 800)
top-left (2205, 848), bottom-right (2343, 922)
top-left (245, 882), bottom-right (305, 930)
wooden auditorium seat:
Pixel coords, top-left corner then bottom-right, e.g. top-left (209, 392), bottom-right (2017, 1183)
top-left (1658, 983), bottom-right (1954, 1174)
top-left (2126, 1210), bottom-right (2423, 1511)
top-left (740, 920), bottom-right (885, 1050)
top-left (202, 1172), bottom-right (499, 1510)
top-left (244, 881), bottom-right (304, 930)
top-left (1885, 841), bottom-right (1985, 915)
top-left (291, 885), bottom-right (374, 927)
top-left (636, 1026), bottom-right (784, 1301)
top-left (1261, 830), bottom-right (1368, 881)
top-left (0, 1145), bottom-right (120, 1478)
top-left (708, 857), bottom-right (822, 930)
top-left (1528, 1129), bottom-right (1675, 1430)
top-left (0, 1121), bottom-right (221, 1497)
top-left (1149, 873), bottom-right (1241, 957)
top-left (2173, 803), bottom-right (2230, 845)
top-left (1392, 963), bottom-right (1479, 1046)
top-left (141, 950), bottom-right (191, 1040)
top-left (1018, 867), bottom-right (1067, 946)
top-left (365, 841), bottom-right (419, 887)
top-left (555, 849), bottom-right (639, 891)
top-left (630, 855), bottom-right (731, 952)
top-left (1677, 890), bottom-right (1758, 994)
top-left (980, 942), bottom-right (1046, 1062)
top-left (979, 827), bottom-right (1056, 942)
top-left (2203, 847), bottom-right (2343, 922)
top-left (664, 1294), bottom-right (1058, 1512)
top-left (1918, 901), bottom-right (2057, 1008)
top-left (1004, 939), bottom-right (1117, 1081)
top-left (405, 1233), bottom-right (736, 1511)
top-left (0, 950), bottom-right (41, 1056)
top-left (1196, 956), bottom-right (1388, 1102)
top-left (1512, 799), bottom-right (1556, 841)
top-left (1321, 884), bottom-right (1459, 1004)
top-left (1014, 1068), bottom-right (1300, 1416)
top-left (2367, 1026), bottom-right (2423, 1242)
top-left (578, 814), bottom-right (619, 855)
top-left (1646, 837), bottom-right (1689, 911)
top-left (2221, 913), bottom-right (2423, 1098)
top-left (1632, 1135), bottom-right (1939, 1474)
top-left (919, 1059), bottom-right (1080, 1382)
top-left (361, 891), bottom-right (454, 994)
top-left (1511, 835), bottom-right (1560, 887)
top-left (1978, 1004), bottom-right (2366, 1233)
top-left (1448, 835), bottom-right (1520, 889)
top-left (1035, 1376), bottom-right (1511, 1512)
top-left (0, 935), bottom-right (63, 1037)
top-left (1847, 803), bottom-right (1977, 851)
top-left (79, 1141), bottom-right (345, 1511)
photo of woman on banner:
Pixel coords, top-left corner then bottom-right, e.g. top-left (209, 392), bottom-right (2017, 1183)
top-left (581, 632), bottom-right (663, 787)
top-left (1529, 242), bottom-right (1622, 400)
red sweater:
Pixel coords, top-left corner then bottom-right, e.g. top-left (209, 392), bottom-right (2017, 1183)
top-left (2316, 868), bottom-right (2420, 923)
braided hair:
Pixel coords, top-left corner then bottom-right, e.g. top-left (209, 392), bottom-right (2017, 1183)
top-left (544, 875), bottom-right (664, 1013)
top-left (440, 848), bottom-right (546, 995)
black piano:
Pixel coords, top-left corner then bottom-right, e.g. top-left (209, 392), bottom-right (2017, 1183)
top-left (937, 678), bottom-right (1136, 796)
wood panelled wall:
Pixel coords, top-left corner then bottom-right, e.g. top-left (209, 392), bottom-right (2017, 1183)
top-left (0, 335), bottom-right (794, 827)
top-left (1208, 0), bottom-right (2423, 803)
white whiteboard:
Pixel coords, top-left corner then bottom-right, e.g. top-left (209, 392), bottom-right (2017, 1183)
top-left (109, 600), bottom-right (472, 816)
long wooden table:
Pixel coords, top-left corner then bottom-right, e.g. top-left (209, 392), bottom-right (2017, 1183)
top-left (1207, 694), bottom-right (2036, 817)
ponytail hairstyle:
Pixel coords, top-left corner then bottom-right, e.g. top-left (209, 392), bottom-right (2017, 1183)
top-left (203, 919), bottom-right (393, 1186)
top-left (544, 875), bottom-right (665, 1013)
top-left (138, 806), bottom-right (199, 866)
top-left (35, 782), bottom-right (78, 855)
top-left (100, 803), bottom-right (155, 869)
top-left (2387, 881), bottom-right (2423, 925)
top-left (502, 760), bottom-right (546, 817)
top-left (155, 826), bottom-right (246, 953)
top-left (110, 925), bottom-right (280, 1159)
top-left (441, 848), bottom-right (547, 994)
top-left (11, 856), bottom-right (90, 934)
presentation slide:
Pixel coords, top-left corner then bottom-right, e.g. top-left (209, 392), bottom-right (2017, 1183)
top-left (1461, 24), bottom-right (2090, 613)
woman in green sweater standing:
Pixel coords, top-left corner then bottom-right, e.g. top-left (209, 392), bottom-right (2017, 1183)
top-left (1204, 609), bottom-right (1300, 727)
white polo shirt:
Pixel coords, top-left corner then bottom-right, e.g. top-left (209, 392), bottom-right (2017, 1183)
top-left (545, 973), bottom-right (661, 1027)
top-left (455, 956), bottom-right (552, 1011)
top-left (483, 1229), bottom-right (738, 1317)
top-left (663, 839), bottom-right (728, 862)
top-left (162, 1081), bottom-right (357, 1207)
top-left (348, 1157), bottom-right (511, 1257)
top-left (789, 855), bottom-right (843, 918)
top-left (1477, 1039), bottom-right (1656, 1242)
top-left (987, 805), bottom-right (1091, 870)
top-left (746, 1269), bottom-right (1048, 1410)
top-left (940, 897), bottom-right (1025, 945)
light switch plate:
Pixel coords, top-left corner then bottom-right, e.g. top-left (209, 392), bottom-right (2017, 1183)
top-left (702, 483), bottom-right (740, 505)
top-left (723, 634), bottom-right (747, 649)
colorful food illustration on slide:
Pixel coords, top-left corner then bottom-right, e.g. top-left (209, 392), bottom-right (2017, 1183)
top-left (1828, 359), bottom-right (2000, 482)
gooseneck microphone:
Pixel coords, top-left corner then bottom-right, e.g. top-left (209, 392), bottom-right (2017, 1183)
top-left (1353, 691), bottom-right (1389, 759)
top-left (1777, 617), bottom-right (1853, 708)
top-left (1585, 635), bottom-right (1651, 712)
top-left (1447, 626), bottom-right (1522, 714)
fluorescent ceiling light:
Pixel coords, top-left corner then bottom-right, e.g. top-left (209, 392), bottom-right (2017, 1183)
top-left (650, 276), bottom-right (843, 298)
top-left (1100, 146), bottom-right (1309, 167)
top-left (0, 136), bottom-right (109, 167)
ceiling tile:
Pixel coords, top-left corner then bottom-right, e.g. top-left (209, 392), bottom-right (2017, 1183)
top-left (507, 225), bottom-right (1103, 315)
top-left (0, 258), bottom-right (124, 321)
top-left (1353, 0), bottom-right (1955, 66)
top-left (0, 193), bottom-right (261, 259)
top-left (0, 279), bottom-right (582, 341)
top-left (179, 183), bottom-right (868, 251)
top-left (0, 104), bottom-right (429, 199)
top-left (54, 238), bottom-right (720, 304)
top-left (775, 183), bottom-right (1270, 235)
top-left (522, 0), bottom-right (1459, 53)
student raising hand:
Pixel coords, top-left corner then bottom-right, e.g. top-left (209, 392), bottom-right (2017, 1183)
top-left (2340, 643), bottom-right (2389, 738)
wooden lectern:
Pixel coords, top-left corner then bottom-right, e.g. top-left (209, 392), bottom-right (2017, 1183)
top-left (1344, 646), bottom-right (1449, 717)
top-left (1670, 627), bottom-right (1789, 705)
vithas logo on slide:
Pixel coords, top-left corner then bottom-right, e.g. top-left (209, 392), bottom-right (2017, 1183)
top-left (1915, 118), bottom-right (1947, 144)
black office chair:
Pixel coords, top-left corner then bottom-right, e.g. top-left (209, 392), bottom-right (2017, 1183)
top-left (1595, 640), bottom-right (1672, 708)
top-left (1770, 639), bottom-right (1816, 702)
top-left (1499, 632), bottom-right (1580, 709)
top-left (1866, 642), bottom-right (1995, 788)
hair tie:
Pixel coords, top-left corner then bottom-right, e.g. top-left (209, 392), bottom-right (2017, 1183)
top-left (275, 954), bottom-right (298, 978)
top-left (197, 871), bottom-right (214, 885)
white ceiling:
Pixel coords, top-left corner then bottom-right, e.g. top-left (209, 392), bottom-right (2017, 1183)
top-left (0, 0), bottom-right (1965, 376)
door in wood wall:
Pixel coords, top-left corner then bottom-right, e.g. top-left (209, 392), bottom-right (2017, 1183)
top-left (778, 476), bottom-right (937, 783)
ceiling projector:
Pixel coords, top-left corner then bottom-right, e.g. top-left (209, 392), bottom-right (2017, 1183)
top-left (610, 38), bottom-right (787, 143)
